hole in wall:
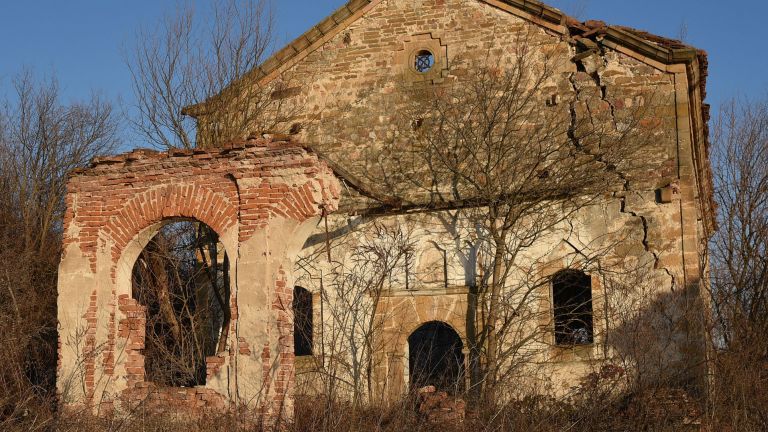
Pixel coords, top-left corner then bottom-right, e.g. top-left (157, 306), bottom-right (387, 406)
top-left (552, 269), bottom-right (594, 346)
top-left (293, 286), bottom-right (313, 356)
top-left (131, 219), bottom-right (230, 387)
top-left (414, 49), bottom-right (435, 73)
top-left (408, 321), bottom-right (465, 393)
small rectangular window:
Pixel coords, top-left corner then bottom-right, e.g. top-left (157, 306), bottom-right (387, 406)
top-left (293, 286), bottom-right (313, 356)
top-left (552, 270), bottom-right (594, 346)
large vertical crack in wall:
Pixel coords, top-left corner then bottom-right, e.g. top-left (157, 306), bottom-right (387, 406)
top-left (568, 40), bottom-right (677, 290)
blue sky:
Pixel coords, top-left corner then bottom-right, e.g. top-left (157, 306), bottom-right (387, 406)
top-left (1, 0), bottom-right (765, 148)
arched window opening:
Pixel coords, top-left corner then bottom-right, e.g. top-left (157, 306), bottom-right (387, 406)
top-left (408, 321), bottom-right (464, 393)
top-left (293, 286), bottom-right (313, 356)
top-left (132, 220), bottom-right (230, 387)
top-left (552, 270), bottom-right (594, 346)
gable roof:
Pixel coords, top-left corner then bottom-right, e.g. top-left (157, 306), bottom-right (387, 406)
top-left (183, 0), bottom-right (707, 117)
top-left (181, 0), bottom-right (714, 235)
top-left (266, 0), bottom-right (698, 79)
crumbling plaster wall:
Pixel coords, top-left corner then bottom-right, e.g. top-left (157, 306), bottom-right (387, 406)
top-left (57, 137), bottom-right (340, 421)
top-left (294, 192), bottom-right (695, 401)
top-left (199, 0), bottom-right (710, 401)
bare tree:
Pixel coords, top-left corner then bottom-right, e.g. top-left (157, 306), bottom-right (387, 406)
top-left (0, 69), bottom-right (119, 430)
top-left (709, 98), bottom-right (768, 431)
top-left (125, 1), bottom-right (274, 389)
top-left (0, 71), bottom-right (119, 255)
top-left (711, 98), bottom-right (768, 348)
top-left (677, 19), bottom-right (689, 43)
top-left (365, 42), bottom-right (660, 403)
top-left (127, 0), bottom-right (281, 149)
top-left (296, 221), bottom-right (415, 409)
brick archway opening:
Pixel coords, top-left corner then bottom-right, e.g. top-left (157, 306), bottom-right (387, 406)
top-left (131, 219), bottom-right (231, 388)
top-left (57, 136), bottom-right (340, 419)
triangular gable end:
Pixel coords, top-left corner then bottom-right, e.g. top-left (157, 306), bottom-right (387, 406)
top-left (182, 0), bottom-right (714, 236)
top-left (183, 0), bottom-right (704, 117)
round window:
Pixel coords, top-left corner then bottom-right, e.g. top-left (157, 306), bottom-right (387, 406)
top-left (414, 49), bottom-right (435, 73)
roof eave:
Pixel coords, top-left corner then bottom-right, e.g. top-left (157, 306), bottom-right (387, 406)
top-left (498, 0), bottom-right (564, 26)
top-left (601, 26), bottom-right (698, 65)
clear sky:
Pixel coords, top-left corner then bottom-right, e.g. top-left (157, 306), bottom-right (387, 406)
top-left (1, 0), bottom-right (765, 148)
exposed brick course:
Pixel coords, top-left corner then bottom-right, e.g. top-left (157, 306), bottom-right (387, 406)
top-left (57, 135), bottom-right (339, 423)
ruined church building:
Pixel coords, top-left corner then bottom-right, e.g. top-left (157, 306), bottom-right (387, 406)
top-left (57, 0), bottom-right (713, 423)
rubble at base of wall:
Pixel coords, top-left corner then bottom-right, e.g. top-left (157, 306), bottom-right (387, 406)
top-left (417, 386), bottom-right (466, 423)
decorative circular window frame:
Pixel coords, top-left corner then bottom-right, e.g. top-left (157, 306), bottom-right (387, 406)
top-left (396, 33), bottom-right (449, 85)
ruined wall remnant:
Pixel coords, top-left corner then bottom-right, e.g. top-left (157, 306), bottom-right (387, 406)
top-left (57, 135), bottom-right (340, 423)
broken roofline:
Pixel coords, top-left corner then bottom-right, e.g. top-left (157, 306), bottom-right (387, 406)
top-left (73, 133), bottom-right (309, 175)
top-left (181, 0), bottom-right (706, 118)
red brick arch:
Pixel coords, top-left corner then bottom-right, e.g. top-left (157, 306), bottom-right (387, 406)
top-left (58, 139), bottom-right (340, 419)
top-left (104, 183), bottom-right (238, 267)
top-left (269, 181), bottom-right (329, 221)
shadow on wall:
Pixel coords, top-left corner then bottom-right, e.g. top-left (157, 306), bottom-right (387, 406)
top-left (605, 279), bottom-right (708, 393)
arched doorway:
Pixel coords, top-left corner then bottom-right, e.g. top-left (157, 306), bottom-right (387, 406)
top-left (408, 321), bottom-right (465, 393)
top-left (131, 219), bottom-right (230, 387)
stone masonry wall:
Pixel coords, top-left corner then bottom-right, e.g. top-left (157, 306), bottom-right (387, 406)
top-left (201, 0), bottom-right (683, 195)
top-left (205, 0), bottom-right (713, 402)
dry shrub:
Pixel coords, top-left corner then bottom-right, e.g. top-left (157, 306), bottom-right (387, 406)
top-left (709, 338), bottom-right (768, 431)
top-left (289, 384), bottom-right (702, 432)
top-left (0, 222), bottom-right (59, 431)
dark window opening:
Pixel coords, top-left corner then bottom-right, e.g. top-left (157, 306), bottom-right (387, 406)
top-left (414, 50), bottom-right (435, 73)
top-left (552, 270), bottom-right (594, 346)
top-left (293, 286), bottom-right (313, 356)
top-left (408, 321), bottom-right (464, 393)
top-left (132, 220), bottom-right (230, 387)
